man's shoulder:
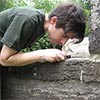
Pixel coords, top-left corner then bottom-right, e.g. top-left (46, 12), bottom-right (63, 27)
top-left (8, 6), bottom-right (45, 21)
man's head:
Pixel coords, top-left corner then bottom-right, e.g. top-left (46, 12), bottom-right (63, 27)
top-left (48, 2), bottom-right (86, 45)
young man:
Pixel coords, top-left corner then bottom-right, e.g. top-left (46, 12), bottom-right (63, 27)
top-left (0, 3), bottom-right (86, 67)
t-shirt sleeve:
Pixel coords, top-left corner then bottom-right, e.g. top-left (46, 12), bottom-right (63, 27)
top-left (1, 15), bottom-right (35, 51)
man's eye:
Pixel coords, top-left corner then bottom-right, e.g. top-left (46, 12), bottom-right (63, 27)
top-left (71, 36), bottom-right (75, 39)
top-left (63, 34), bottom-right (68, 38)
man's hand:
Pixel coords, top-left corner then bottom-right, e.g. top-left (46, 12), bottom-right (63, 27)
top-left (38, 49), bottom-right (66, 63)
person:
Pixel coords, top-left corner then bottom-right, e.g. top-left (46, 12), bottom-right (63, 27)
top-left (0, 2), bottom-right (86, 67)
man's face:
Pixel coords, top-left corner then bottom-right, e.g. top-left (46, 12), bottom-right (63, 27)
top-left (48, 22), bottom-right (76, 45)
top-left (48, 16), bottom-right (76, 45)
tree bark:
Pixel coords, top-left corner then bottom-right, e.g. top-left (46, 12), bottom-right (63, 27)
top-left (89, 0), bottom-right (100, 54)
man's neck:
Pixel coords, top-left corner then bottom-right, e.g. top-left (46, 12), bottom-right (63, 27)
top-left (44, 14), bottom-right (50, 32)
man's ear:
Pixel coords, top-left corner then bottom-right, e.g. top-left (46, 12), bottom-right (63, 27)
top-left (50, 16), bottom-right (57, 24)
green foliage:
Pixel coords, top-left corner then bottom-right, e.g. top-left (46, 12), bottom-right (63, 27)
top-left (0, 0), bottom-right (14, 11)
top-left (14, 0), bottom-right (27, 6)
top-left (84, 9), bottom-right (91, 36)
top-left (0, 0), bottom-right (28, 11)
top-left (80, 1), bottom-right (91, 36)
top-left (22, 33), bottom-right (57, 52)
top-left (29, 33), bottom-right (51, 50)
top-left (32, 0), bottom-right (56, 13)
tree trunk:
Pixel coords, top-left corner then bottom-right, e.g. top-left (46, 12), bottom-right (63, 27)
top-left (89, 0), bottom-right (100, 54)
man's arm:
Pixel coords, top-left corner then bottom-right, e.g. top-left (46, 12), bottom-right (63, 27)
top-left (0, 45), bottom-right (66, 67)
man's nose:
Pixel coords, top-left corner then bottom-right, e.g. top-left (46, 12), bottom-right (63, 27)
top-left (60, 39), bottom-right (68, 45)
